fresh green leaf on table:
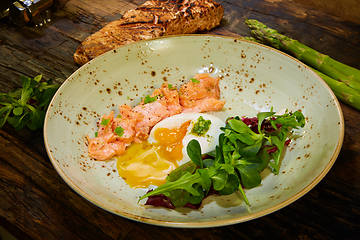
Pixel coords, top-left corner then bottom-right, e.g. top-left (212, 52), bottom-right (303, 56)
top-left (0, 74), bottom-right (59, 130)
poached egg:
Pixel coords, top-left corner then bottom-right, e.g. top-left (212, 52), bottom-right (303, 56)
top-left (116, 113), bottom-right (225, 188)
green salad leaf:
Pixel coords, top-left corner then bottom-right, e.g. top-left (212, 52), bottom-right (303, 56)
top-left (140, 110), bottom-right (305, 207)
top-left (187, 139), bottom-right (203, 168)
top-left (0, 75), bottom-right (59, 131)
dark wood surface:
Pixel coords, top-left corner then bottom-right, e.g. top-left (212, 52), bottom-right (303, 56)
top-left (0, 0), bottom-right (359, 239)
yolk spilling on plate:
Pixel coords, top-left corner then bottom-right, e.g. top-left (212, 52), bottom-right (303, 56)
top-left (154, 120), bottom-right (191, 164)
top-left (116, 121), bottom-right (191, 188)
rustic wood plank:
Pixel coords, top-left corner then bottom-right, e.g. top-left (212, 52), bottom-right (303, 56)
top-left (293, 0), bottom-right (360, 24)
top-left (0, 0), bottom-right (359, 239)
top-left (216, 0), bottom-right (360, 68)
top-left (0, 114), bottom-right (359, 240)
top-left (0, 159), bottom-right (115, 240)
top-left (0, 24), bottom-right (78, 84)
top-left (0, 130), bottom-right (132, 239)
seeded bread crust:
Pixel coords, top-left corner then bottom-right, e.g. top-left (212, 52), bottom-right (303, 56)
top-left (73, 0), bottom-right (224, 65)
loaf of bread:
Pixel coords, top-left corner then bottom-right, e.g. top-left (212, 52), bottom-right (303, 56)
top-left (73, 0), bottom-right (224, 65)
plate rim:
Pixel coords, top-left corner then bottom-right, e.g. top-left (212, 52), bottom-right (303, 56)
top-left (43, 34), bottom-right (344, 228)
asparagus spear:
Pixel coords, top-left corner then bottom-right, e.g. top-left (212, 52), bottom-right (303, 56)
top-left (312, 69), bottom-right (360, 110)
top-left (245, 19), bottom-right (360, 92)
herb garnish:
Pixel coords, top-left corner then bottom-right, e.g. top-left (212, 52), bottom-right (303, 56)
top-left (191, 78), bottom-right (200, 83)
top-left (114, 126), bottom-right (124, 137)
top-left (140, 110), bottom-right (305, 207)
top-left (144, 95), bottom-right (157, 104)
top-left (0, 74), bottom-right (59, 130)
top-left (101, 118), bottom-right (110, 126)
top-left (191, 116), bottom-right (211, 136)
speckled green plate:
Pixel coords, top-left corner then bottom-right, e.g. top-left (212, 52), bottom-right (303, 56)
top-left (44, 35), bottom-right (344, 227)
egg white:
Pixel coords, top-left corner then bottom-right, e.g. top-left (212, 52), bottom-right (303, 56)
top-left (148, 113), bottom-right (225, 165)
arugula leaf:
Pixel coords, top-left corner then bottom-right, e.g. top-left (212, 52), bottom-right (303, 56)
top-left (187, 139), bottom-right (203, 168)
top-left (166, 161), bottom-right (197, 182)
top-left (160, 167), bottom-right (211, 207)
top-left (140, 170), bottom-right (212, 200)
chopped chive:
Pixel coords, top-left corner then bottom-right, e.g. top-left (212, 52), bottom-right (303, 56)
top-left (114, 126), bottom-right (124, 137)
top-left (144, 95), bottom-right (157, 104)
top-left (191, 78), bottom-right (200, 83)
top-left (168, 84), bottom-right (174, 89)
top-left (95, 131), bottom-right (98, 137)
top-left (101, 118), bottom-right (110, 126)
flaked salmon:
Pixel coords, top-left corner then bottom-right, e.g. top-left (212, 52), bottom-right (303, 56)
top-left (180, 73), bottom-right (225, 112)
top-left (88, 73), bottom-right (224, 160)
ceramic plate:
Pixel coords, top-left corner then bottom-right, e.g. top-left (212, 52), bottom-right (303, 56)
top-left (44, 35), bottom-right (344, 227)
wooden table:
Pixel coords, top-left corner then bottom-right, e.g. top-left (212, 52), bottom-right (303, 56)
top-left (0, 0), bottom-right (359, 239)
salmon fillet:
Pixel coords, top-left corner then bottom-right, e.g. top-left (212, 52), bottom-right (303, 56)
top-left (74, 0), bottom-right (224, 65)
top-left (180, 73), bottom-right (225, 112)
top-left (88, 74), bottom-right (224, 160)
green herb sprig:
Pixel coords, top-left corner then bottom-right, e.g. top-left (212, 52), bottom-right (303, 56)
top-left (0, 75), bottom-right (59, 130)
top-left (144, 95), bottom-right (157, 104)
top-left (140, 110), bottom-right (305, 207)
top-left (191, 78), bottom-right (200, 83)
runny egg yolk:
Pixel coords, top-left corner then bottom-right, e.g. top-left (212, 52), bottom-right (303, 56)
top-left (154, 120), bottom-right (191, 164)
top-left (116, 121), bottom-right (191, 188)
